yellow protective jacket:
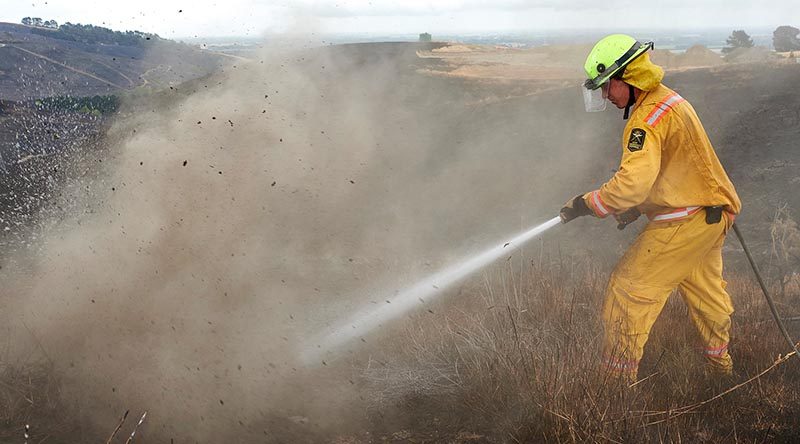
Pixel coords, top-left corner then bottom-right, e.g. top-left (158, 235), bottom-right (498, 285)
top-left (584, 83), bottom-right (741, 221)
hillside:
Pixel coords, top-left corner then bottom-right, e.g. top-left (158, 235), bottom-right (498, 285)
top-left (0, 22), bottom-right (227, 100)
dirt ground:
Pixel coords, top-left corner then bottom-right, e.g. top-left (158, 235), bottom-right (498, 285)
top-left (415, 43), bottom-right (733, 82)
top-left (0, 41), bottom-right (799, 442)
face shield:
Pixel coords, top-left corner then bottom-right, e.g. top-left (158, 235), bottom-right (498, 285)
top-left (582, 83), bottom-right (607, 112)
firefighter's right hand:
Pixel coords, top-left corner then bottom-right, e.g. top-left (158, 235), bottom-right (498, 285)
top-left (560, 194), bottom-right (592, 224)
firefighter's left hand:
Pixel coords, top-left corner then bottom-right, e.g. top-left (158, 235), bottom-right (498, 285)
top-left (615, 207), bottom-right (641, 230)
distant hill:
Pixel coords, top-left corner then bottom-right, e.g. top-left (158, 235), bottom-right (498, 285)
top-left (0, 22), bottom-right (229, 100)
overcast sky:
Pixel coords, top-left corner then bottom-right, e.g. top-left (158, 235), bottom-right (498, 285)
top-left (2, 0), bottom-right (798, 38)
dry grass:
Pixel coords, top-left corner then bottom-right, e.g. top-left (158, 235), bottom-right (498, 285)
top-left (769, 204), bottom-right (800, 298)
top-left (0, 359), bottom-right (79, 443)
top-left (2, 253), bottom-right (798, 443)
top-left (363, 253), bottom-right (800, 442)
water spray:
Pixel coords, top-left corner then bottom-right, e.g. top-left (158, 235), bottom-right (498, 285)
top-left (301, 213), bottom-right (800, 369)
top-left (301, 216), bottom-right (562, 365)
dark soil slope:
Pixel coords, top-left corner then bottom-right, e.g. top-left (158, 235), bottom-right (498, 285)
top-left (0, 22), bottom-right (226, 100)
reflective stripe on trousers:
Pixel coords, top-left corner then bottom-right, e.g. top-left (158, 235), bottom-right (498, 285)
top-left (703, 343), bottom-right (729, 357)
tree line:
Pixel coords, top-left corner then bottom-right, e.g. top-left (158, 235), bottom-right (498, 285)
top-left (21, 18), bottom-right (162, 47)
top-left (723, 26), bottom-right (800, 53)
top-left (21, 17), bottom-right (58, 28)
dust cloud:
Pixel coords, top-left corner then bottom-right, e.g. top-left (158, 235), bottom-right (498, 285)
top-left (0, 36), bottom-right (611, 441)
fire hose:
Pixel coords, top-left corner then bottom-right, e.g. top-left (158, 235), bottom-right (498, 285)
top-left (732, 223), bottom-right (800, 362)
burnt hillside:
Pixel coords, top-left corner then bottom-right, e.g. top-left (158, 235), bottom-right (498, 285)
top-left (0, 22), bottom-right (226, 100)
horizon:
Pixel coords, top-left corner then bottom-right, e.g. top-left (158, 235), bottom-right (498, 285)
top-left (1, 0), bottom-right (797, 40)
top-left (0, 19), bottom-right (782, 49)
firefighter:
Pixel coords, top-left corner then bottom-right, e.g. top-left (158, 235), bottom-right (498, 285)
top-left (560, 34), bottom-right (741, 381)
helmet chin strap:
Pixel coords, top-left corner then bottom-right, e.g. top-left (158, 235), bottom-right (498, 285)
top-left (623, 83), bottom-right (635, 120)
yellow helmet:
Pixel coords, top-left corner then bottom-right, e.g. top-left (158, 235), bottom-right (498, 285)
top-left (584, 34), bottom-right (653, 90)
top-left (582, 34), bottom-right (656, 119)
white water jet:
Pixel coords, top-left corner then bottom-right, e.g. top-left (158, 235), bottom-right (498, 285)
top-left (302, 216), bottom-right (562, 365)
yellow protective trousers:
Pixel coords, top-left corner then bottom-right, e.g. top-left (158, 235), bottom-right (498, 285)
top-left (602, 210), bottom-right (734, 379)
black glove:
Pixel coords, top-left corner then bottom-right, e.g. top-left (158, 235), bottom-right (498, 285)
top-left (560, 194), bottom-right (592, 223)
top-left (615, 207), bottom-right (641, 230)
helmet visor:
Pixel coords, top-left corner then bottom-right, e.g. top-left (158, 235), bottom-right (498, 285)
top-left (583, 84), bottom-right (607, 112)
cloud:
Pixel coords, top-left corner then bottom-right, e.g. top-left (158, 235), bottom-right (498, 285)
top-left (3, 0), bottom-right (798, 37)
top-left (266, 0), bottom-right (595, 18)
